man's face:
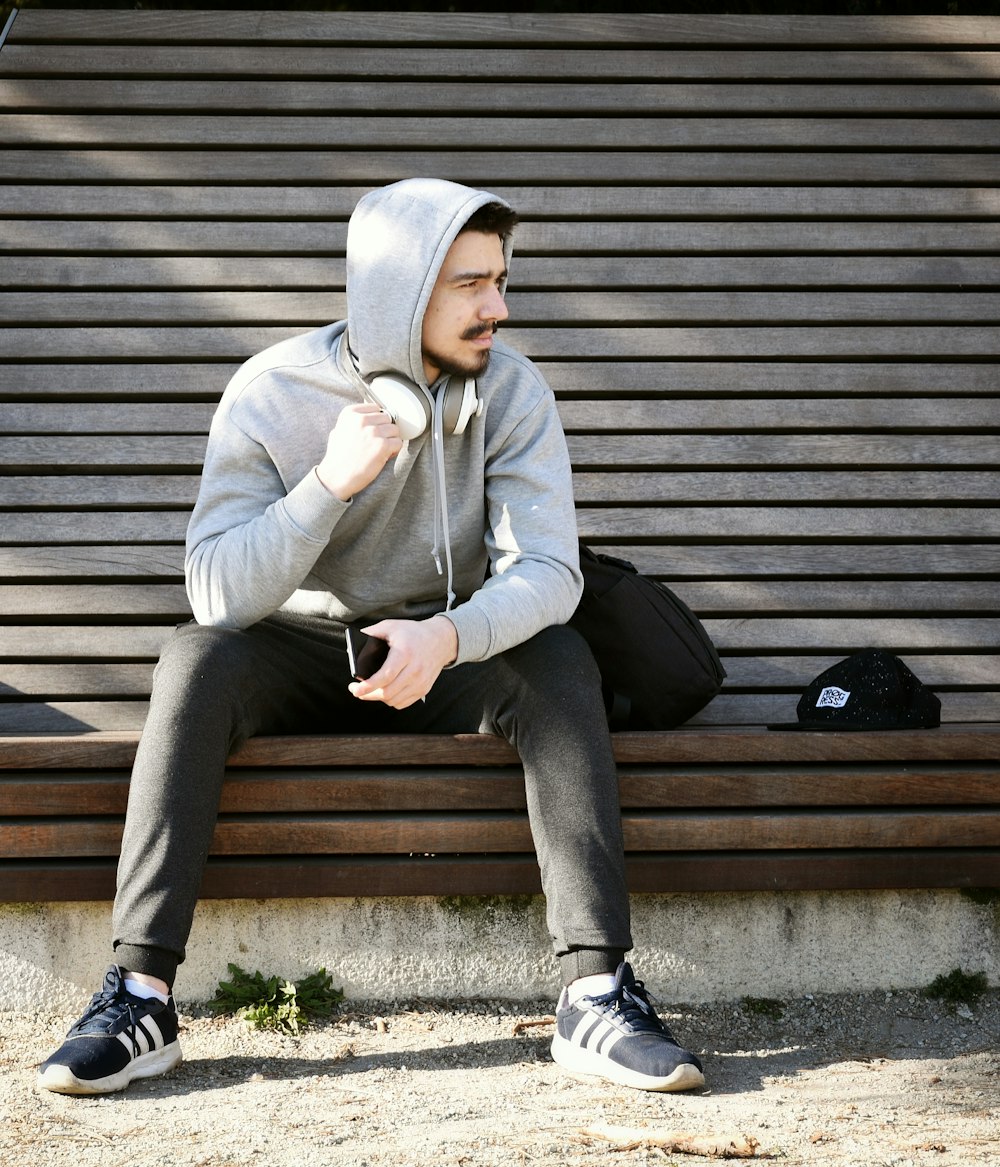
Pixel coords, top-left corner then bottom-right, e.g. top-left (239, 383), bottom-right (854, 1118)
top-left (421, 229), bottom-right (509, 384)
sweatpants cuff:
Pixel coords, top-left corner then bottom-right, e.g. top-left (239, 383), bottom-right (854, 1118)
top-left (113, 944), bottom-right (180, 989)
top-left (559, 947), bottom-right (626, 986)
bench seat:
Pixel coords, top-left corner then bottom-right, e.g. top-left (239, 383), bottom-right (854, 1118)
top-left (3, 726), bottom-right (999, 902)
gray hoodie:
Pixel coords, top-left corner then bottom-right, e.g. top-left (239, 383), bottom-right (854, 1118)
top-left (185, 178), bottom-right (582, 665)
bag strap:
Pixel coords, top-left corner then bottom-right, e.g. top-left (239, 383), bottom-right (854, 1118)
top-left (607, 690), bottom-right (631, 732)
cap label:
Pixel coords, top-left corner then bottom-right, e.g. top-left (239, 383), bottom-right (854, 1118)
top-left (816, 686), bottom-right (851, 709)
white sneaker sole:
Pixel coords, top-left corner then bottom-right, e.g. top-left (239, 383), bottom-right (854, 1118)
top-left (36, 1040), bottom-right (183, 1095)
top-left (551, 1032), bottom-right (705, 1092)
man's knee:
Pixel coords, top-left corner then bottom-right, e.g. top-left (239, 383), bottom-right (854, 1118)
top-left (152, 621), bottom-right (258, 697)
top-left (503, 623), bottom-right (603, 695)
top-left (521, 622), bottom-right (596, 669)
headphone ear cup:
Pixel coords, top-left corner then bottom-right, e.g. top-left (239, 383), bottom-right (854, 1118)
top-left (367, 374), bottom-right (431, 440)
top-left (442, 378), bottom-right (482, 435)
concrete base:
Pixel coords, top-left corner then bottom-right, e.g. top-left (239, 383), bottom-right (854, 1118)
top-left (3, 889), bottom-right (999, 1012)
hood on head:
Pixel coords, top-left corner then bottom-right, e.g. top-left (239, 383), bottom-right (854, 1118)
top-left (346, 178), bottom-right (514, 387)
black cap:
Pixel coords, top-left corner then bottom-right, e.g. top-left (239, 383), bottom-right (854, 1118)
top-left (769, 649), bottom-right (941, 731)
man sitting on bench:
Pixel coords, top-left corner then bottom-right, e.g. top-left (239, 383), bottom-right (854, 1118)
top-left (37, 178), bottom-right (704, 1098)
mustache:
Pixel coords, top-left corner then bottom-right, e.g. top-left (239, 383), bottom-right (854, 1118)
top-left (461, 322), bottom-right (499, 341)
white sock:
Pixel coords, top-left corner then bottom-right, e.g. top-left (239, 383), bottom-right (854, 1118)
top-left (567, 972), bottom-right (617, 1004)
top-left (124, 977), bottom-right (170, 1004)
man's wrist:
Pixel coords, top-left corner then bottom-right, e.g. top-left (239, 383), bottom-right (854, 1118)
top-left (314, 465), bottom-right (352, 502)
top-left (431, 613), bottom-right (459, 667)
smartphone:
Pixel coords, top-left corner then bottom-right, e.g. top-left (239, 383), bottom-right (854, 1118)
top-left (346, 626), bottom-right (390, 681)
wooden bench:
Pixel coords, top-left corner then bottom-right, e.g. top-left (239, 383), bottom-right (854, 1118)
top-left (2, 10), bottom-right (999, 905)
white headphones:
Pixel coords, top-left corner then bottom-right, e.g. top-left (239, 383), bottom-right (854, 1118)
top-left (367, 374), bottom-right (482, 441)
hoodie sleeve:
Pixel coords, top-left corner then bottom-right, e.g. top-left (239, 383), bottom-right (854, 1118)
top-left (443, 389), bottom-right (583, 664)
top-left (185, 407), bottom-right (349, 629)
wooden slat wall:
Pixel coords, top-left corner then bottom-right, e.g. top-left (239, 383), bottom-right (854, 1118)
top-left (2, 12), bottom-right (999, 738)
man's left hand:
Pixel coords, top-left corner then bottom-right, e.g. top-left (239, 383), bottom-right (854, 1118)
top-left (348, 614), bottom-right (458, 709)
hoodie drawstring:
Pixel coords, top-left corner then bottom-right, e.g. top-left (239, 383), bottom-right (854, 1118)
top-left (428, 382), bottom-right (456, 611)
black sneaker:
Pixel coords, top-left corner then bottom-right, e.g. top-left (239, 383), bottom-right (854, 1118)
top-left (37, 966), bottom-right (182, 1095)
top-left (551, 962), bottom-right (704, 1092)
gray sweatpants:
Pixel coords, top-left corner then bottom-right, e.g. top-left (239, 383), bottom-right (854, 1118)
top-left (112, 614), bottom-right (633, 989)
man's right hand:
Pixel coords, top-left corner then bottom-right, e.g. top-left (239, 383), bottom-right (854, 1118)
top-left (316, 403), bottom-right (404, 501)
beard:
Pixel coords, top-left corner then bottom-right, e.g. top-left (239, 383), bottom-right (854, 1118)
top-left (423, 323), bottom-right (496, 381)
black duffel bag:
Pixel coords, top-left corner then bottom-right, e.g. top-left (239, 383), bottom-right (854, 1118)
top-left (569, 543), bottom-right (726, 730)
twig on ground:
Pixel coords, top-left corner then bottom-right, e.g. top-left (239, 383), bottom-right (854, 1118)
top-left (582, 1122), bottom-right (761, 1159)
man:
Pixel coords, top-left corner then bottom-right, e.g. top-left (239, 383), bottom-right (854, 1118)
top-left (37, 179), bottom-right (704, 1097)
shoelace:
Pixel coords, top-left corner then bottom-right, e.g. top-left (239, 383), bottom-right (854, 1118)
top-left (73, 984), bottom-right (152, 1053)
top-left (592, 979), bottom-right (672, 1038)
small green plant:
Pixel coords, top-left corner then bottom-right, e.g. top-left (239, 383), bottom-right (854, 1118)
top-left (921, 968), bottom-right (988, 1011)
top-left (210, 963), bottom-right (343, 1035)
top-left (740, 995), bottom-right (784, 1020)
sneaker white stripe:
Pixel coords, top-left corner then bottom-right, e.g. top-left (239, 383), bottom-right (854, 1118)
top-left (571, 1012), bottom-right (623, 1054)
top-left (569, 1013), bottom-right (603, 1048)
top-left (116, 1029), bottom-right (149, 1057)
top-left (139, 1016), bottom-right (165, 1050)
top-left (113, 1014), bottom-right (164, 1059)
top-left (596, 1027), bottom-right (626, 1055)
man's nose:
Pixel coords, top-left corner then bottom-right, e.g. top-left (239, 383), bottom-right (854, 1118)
top-left (482, 287), bottom-right (508, 322)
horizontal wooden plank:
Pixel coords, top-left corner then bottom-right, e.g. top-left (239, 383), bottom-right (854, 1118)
top-left (0, 546), bottom-right (184, 578)
top-left (3, 543), bottom-right (996, 583)
top-left (4, 326), bottom-right (997, 362)
top-left (5, 580), bottom-right (999, 623)
top-left (1, 512), bottom-right (190, 544)
top-left (0, 702), bottom-right (153, 733)
top-left (1, 665), bottom-right (155, 697)
top-left (3, 653), bottom-right (996, 702)
top-left (10, 184), bottom-right (1000, 222)
top-left (5, 617), bottom-right (998, 659)
top-left (0, 585), bottom-right (190, 618)
top-left (9, 469), bottom-right (998, 510)
top-left (572, 470), bottom-right (1000, 503)
top-left (707, 618), bottom-right (1000, 653)
top-left (5, 761), bottom-right (998, 817)
top-left (7, 433), bottom-right (999, 471)
top-left (5, 805), bottom-right (999, 860)
top-left (4, 43), bottom-right (998, 79)
top-left (6, 114), bottom-right (999, 150)
top-left (7, 255), bottom-right (1000, 293)
top-left (7, 291), bottom-right (999, 326)
top-left (0, 627), bottom-right (173, 660)
top-left (2, 363), bottom-right (995, 399)
top-left (5, 506), bottom-right (998, 548)
top-left (515, 327), bottom-right (1000, 360)
top-left (7, 398), bottom-right (997, 437)
top-left (4, 476), bottom-right (194, 506)
top-left (10, 11), bottom-right (999, 47)
top-left (7, 220), bottom-right (1000, 255)
top-left (4, 726), bottom-right (997, 771)
top-left (7, 150), bottom-right (1000, 186)
top-left (0, 435), bottom-right (207, 467)
top-left (5, 407), bottom-right (214, 434)
top-left (725, 655), bottom-right (1000, 689)
top-left (705, 692), bottom-right (997, 727)
top-left (576, 507), bottom-right (1000, 540)
top-left (562, 400), bottom-right (1000, 432)
top-left (592, 434), bottom-right (998, 469)
top-left (5, 847), bottom-right (1000, 902)
top-left (566, 544), bottom-right (1000, 579)
top-left (7, 80), bottom-right (1000, 116)
top-left (2, 694), bottom-right (995, 735)
top-left (1, 689), bottom-right (995, 734)
top-left (9, 507), bottom-right (1000, 548)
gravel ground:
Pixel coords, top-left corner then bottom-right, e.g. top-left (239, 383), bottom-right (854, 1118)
top-left (3, 985), bottom-right (999, 1167)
